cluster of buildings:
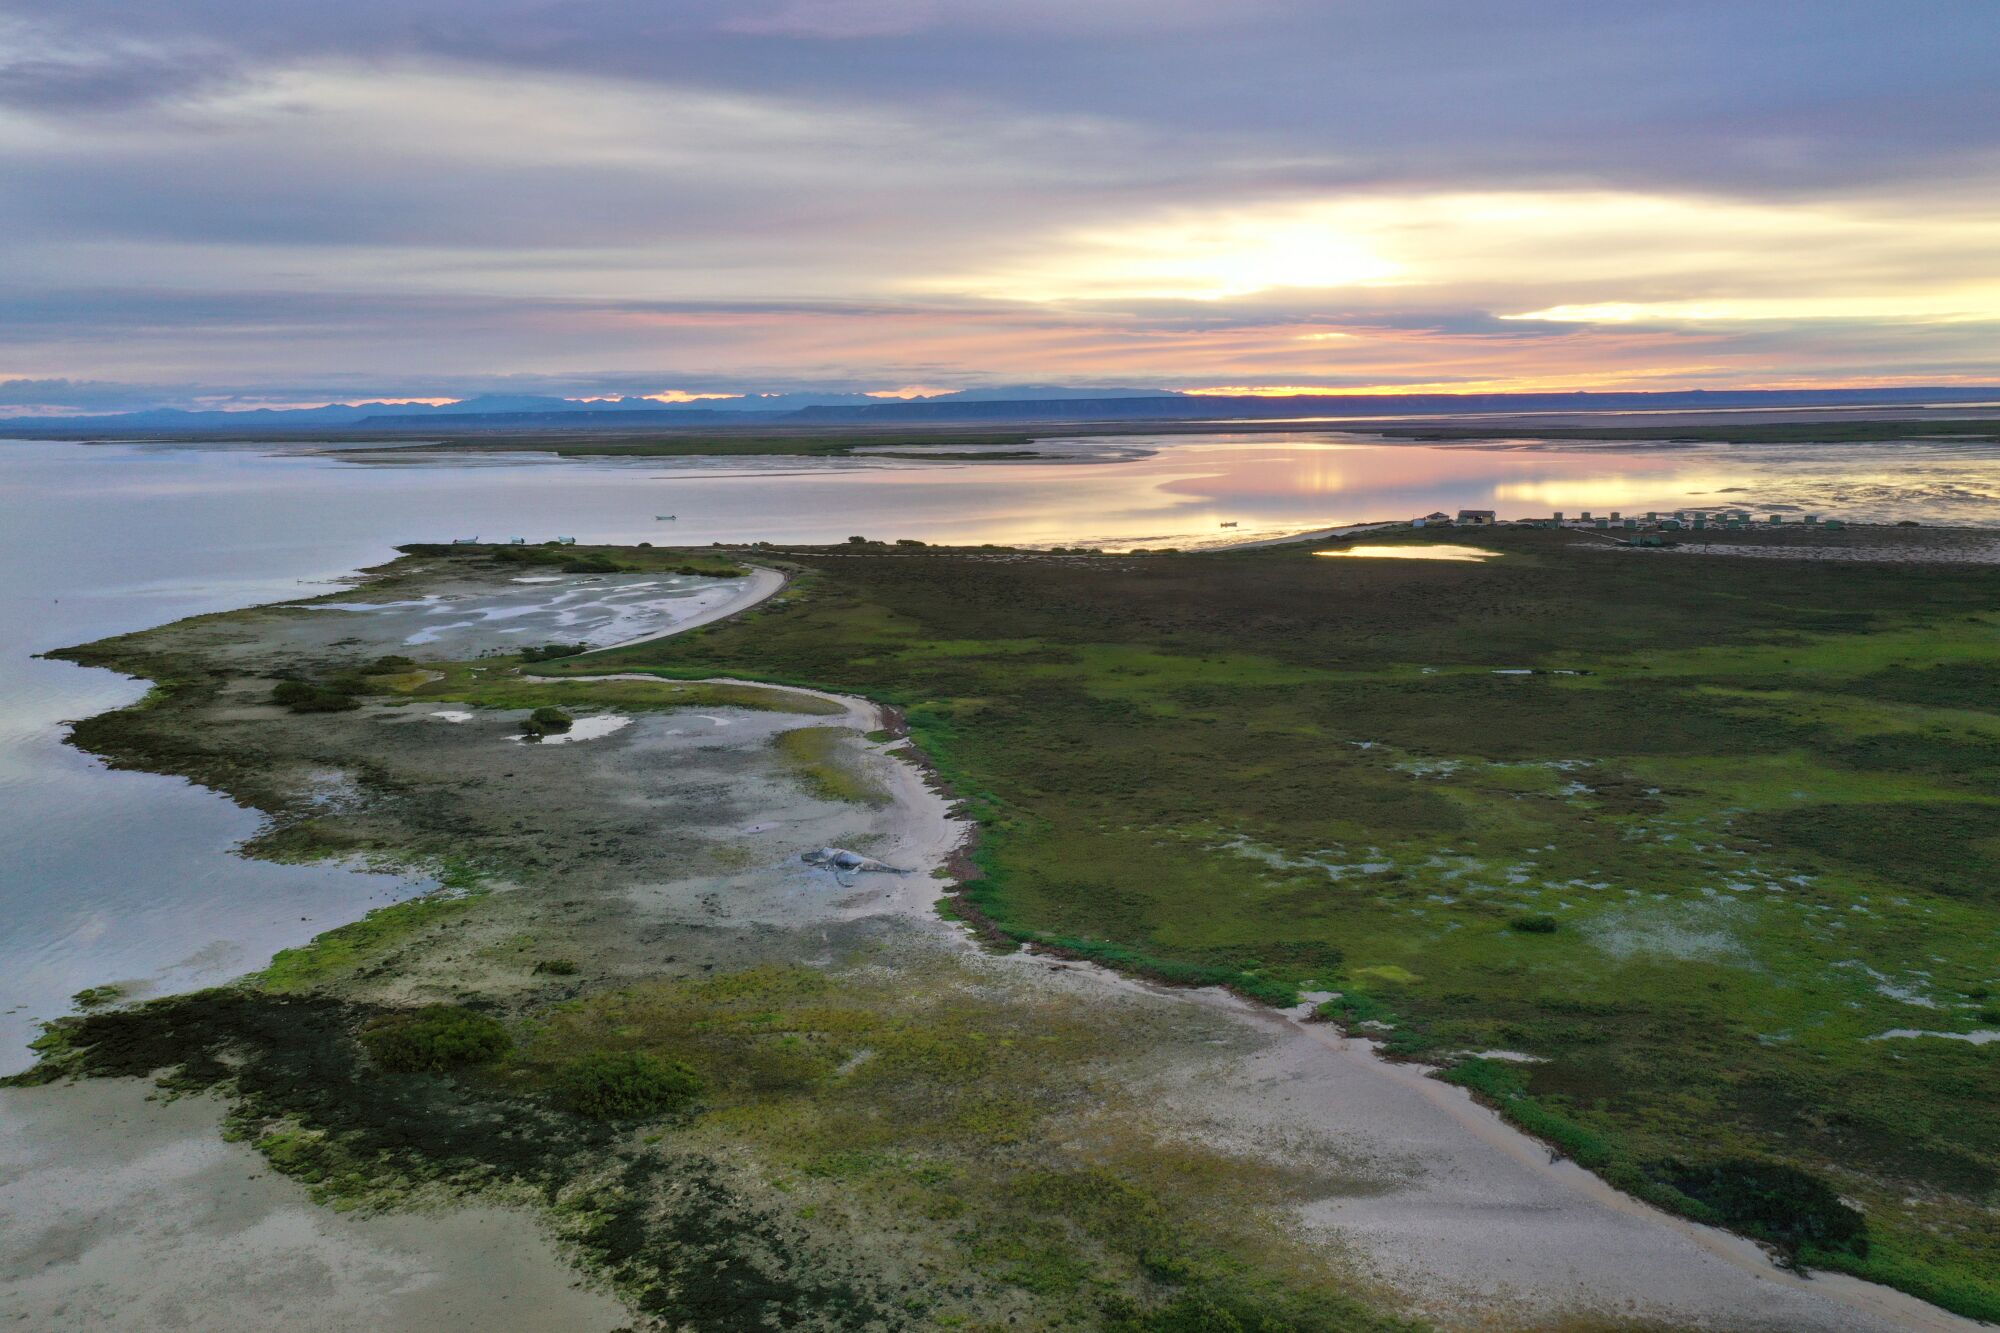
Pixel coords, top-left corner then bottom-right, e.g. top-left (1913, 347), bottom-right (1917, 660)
top-left (1411, 508), bottom-right (1846, 534)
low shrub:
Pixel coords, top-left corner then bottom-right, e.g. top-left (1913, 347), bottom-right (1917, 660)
top-left (552, 1051), bottom-right (704, 1119)
top-left (360, 1005), bottom-right (511, 1073)
top-left (533, 957), bottom-right (580, 976)
top-left (1509, 914), bottom-right (1559, 934)
top-left (522, 706), bottom-right (574, 737)
top-left (1653, 1157), bottom-right (1867, 1256)
top-left (520, 644), bottom-right (590, 663)
top-left (271, 679), bottom-right (360, 713)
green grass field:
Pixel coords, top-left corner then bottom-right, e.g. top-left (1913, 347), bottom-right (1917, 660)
top-left (549, 530), bottom-right (2000, 1318)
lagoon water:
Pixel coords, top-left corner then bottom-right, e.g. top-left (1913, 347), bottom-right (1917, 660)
top-left (6, 430), bottom-right (2000, 1071)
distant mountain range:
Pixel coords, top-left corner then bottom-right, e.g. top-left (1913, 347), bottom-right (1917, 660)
top-left (0, 386), bottom-right (1178, 432)
top-left (5, 385), bottom-right (1997, 435)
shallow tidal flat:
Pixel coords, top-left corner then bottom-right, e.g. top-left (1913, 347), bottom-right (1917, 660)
top-left (5, 534), bottom-right (1997, 1331)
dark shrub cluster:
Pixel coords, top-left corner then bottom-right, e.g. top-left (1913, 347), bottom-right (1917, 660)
top-left (360, 1005), bottom-right (512, 1073)
top-left (553, 1051), bottom-right (704, 1119)
top-left (521, 705), bottom-right (575, 738)
top-left (1509, 914), bottom-right (1559, 934)
top-left (521, 643), bottom-right (591, 663)
top-left (270, 678), bottom-right (362, 713)
top-left (1656, 1158), bottom-right (1867, 1255)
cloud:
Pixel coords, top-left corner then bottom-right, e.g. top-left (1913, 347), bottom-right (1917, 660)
top-left (8, 3), bottom-right (1997, 190)
top-left (717, 1), bottom-right (937, 39)
top-left (935, 189), bottom-right (2000, 326)
top-left (716, 0), bottom-right (1241, 40)
top-left (2, 2), bottom-right (1997, 404)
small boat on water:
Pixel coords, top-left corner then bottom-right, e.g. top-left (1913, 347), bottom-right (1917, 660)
top-left (1220, 521), bottom-right (1239, 528)
top-left (656, 514), bottom-right (677, 520)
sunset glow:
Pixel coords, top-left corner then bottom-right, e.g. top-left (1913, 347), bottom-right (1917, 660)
top-left (0, 6), bottom-right (1993, 411)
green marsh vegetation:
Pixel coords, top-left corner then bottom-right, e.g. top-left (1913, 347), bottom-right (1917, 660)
top-left (772, 726), bottom-right (890, 805)
top-left (385, 655), bottom-right (846, 717)
top-left (551, 1050), bottom-right (704, 1119)
top-left (397, 540), bottom-right (750, 580)
top-left (519, 960), bottom-right (1414, 1331)
top-left (70, 984), bottom-right (123, 1010)
top-left (557, 528), bottom-right (2000, 1318)
top-left (257, 859), bottom-right (492, 991)
top-left (361, 1004), bottom-right (512, 1072)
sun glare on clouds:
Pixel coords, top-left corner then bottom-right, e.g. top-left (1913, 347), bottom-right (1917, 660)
top-left (943, 205), bottom-right (1402, 302)
top-left (939, 191), bottom-right (2000, 330)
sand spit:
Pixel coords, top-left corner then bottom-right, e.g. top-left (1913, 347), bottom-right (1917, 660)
top-left (7, 551), bottom-right (1980, 1332)
top-left (0, 1081), bottom-right (627, 1332)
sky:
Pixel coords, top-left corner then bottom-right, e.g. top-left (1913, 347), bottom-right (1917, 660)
top-left (3, 1), bottom-right (1998, 414)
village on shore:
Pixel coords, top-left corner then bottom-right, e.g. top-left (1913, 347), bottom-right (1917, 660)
top-left (1413, 506), bottom-right (1852, 547)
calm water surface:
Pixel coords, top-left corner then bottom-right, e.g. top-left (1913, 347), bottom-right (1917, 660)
top-left (5, 431), bottom-right (2000, 1070)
